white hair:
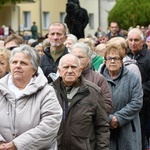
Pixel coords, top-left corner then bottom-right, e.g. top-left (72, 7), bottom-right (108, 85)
top-left (66, 34), bottom-right (78, 44)
top-left (71, 42), bottom-right (92, 59)
top-left (128, 28), bottom-right (144, 40)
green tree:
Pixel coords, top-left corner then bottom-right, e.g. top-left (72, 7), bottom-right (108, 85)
top-left (108, 0), bottom-right (150, 30)
top-left (0, 0), bottom-right (23, 5)
top-left (0, 0), bottom-right (35, 7)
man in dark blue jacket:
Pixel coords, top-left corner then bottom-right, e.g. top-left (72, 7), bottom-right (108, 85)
top-left (40, 22), bottom-right (68, 83)
top-left (127, 28), bottom-right (150, 150)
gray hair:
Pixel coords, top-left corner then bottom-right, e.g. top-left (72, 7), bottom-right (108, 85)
top-left (71, 42), bottom-right (92, 59)
top-left (58, 54), bottom-right (81, 68)
top-left (9, 45), bottom-right (40, 71)
top-left (127, 28), bottom-right (144, 41)
top-left (66, 34), bottom-right (78, 44)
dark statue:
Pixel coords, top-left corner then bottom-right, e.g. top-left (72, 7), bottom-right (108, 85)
top-left (65, 0), bottom-right (89, 39)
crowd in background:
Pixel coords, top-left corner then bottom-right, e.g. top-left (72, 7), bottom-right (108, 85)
top-left (0, 21), bottom-right (150, 150)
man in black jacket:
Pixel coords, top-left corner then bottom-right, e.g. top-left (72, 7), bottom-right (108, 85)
top-left (127, 28), bottom-right (150, 150)
top-left (65, 0), bottom-right (89, 39)
top-left (40, 22), bottom-right (68, 83)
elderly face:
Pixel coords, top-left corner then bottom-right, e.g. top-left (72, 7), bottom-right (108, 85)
top-left (58, 54), bottom-right (82, 86)
top-left (35, 45), bottom-right (44, 57)
top-left (105, 51), bottom-right (122, 76)
top-left (0, 56), bottom-right (9, 78)
top-left (10, 52), bottom-right (36, 88)
top-left (64, 39), bottom-right (75, 50)
top-left (128, 31), bottom-right (143, 54)
top-left (71, 47), bottom-right (90, 70)
top-left (48, 24), bottom-right (66, 47)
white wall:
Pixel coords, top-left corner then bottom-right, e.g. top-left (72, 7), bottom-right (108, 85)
top-left (79, 0), bottom-right (99, 37)
top-left (79, 0), bottom-right (116, 37)
top-left (100, 0), bottom-right (116, 32)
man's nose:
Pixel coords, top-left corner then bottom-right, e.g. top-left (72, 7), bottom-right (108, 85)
top-left (68, 67), bottom-right (73, 72)
top-left (131, 40), bottom-right (136, 45)
top-left (53, 34), bottom-right (58, 39)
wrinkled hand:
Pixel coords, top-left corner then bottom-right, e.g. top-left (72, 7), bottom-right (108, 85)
top-left (110, 116), bottom-right (119, 129)
top-left (0, 142), bottom-right (17, 150)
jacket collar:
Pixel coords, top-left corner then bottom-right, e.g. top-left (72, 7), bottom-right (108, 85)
top-left (53, 76), bottom-right (90, 109)
top-left (127, 45), bottom-right (147, 59)
top-left (101, 64), bottom-right (128, 85)
top-left (44, 46), bottom-right (68, 59)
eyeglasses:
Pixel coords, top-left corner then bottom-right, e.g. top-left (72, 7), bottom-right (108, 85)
top-left (7, 46), bottom-right (18, 51)
top-left (105, 56), bottom-right (121, 62)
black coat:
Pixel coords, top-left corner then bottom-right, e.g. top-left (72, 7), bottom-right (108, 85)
top-left (65, 2), bottom-right (88, 39)
top-left (127, 46), bottom-right (150, 97)
top-left (40, 46), bottom-right (68, 83)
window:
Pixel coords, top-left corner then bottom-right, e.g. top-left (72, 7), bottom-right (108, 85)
top-left (23, 11), bottom-right (31, 30)
top-left (60, 12), bottom-right (66, 23)
top-left (89, 13), bottom-right (94, 29)
top-left (43, 12), bottom-right (50, 29)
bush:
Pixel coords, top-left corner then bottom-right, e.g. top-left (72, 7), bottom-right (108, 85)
top-left (108, 0), bottom-right (150, 30)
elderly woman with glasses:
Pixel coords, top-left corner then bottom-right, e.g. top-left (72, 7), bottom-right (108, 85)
top-left (100, 43), bottom-right (143, 150)
top-left (0, 45), bottom-right (62, 150)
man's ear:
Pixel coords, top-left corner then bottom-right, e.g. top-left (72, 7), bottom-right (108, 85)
top-left (79, 66), bottom-right (83, 74)
top-left (57, 67), bottom-right (60, 75)
top-left (64, 35), bottom-right (67, 40)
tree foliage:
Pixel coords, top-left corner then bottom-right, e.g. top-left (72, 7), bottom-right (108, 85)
top-left (0, 0), bottom-right (34, 6)
top-left (0, 0), bottom-right (23, 5)
top-left (108, 0), bottom-right (150, 30)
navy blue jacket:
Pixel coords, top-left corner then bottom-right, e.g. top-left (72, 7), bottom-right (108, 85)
top-left (40, 46), bottom-right (68, 83)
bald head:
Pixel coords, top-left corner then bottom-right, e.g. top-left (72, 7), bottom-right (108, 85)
top-left (58, 54), bottom-right (81, 68)
top-left (58, 54), bottom-right (82, 86)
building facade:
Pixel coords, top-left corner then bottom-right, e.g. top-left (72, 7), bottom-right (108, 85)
top-left (0, 0), bottom-right (116, 38)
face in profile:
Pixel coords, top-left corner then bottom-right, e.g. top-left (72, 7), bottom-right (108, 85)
top-left (58, 54), bottom-right (82, 86)
top-left (64, 39), bottom-right (75, 50)
top-left (71, 47), bottom-right (90, 70)
top-left (35, 45), bottom-right (44, 57)
top-left (0, 55), bottom-right (9, 78)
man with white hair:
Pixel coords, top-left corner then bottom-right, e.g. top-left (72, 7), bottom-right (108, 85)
top-left (127, 28), bottom-right (150, 150)
top-left (52, 53), bottom-right (110, 150)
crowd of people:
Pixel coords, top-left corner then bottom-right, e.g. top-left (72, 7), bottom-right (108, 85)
top-left (0, 21), bottom-right (150, 150)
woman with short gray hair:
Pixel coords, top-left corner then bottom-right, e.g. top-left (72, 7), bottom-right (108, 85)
top-left (0, 45), bottom-right (62, 150)
top-left (71, 42), bottom-right (113, 115)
